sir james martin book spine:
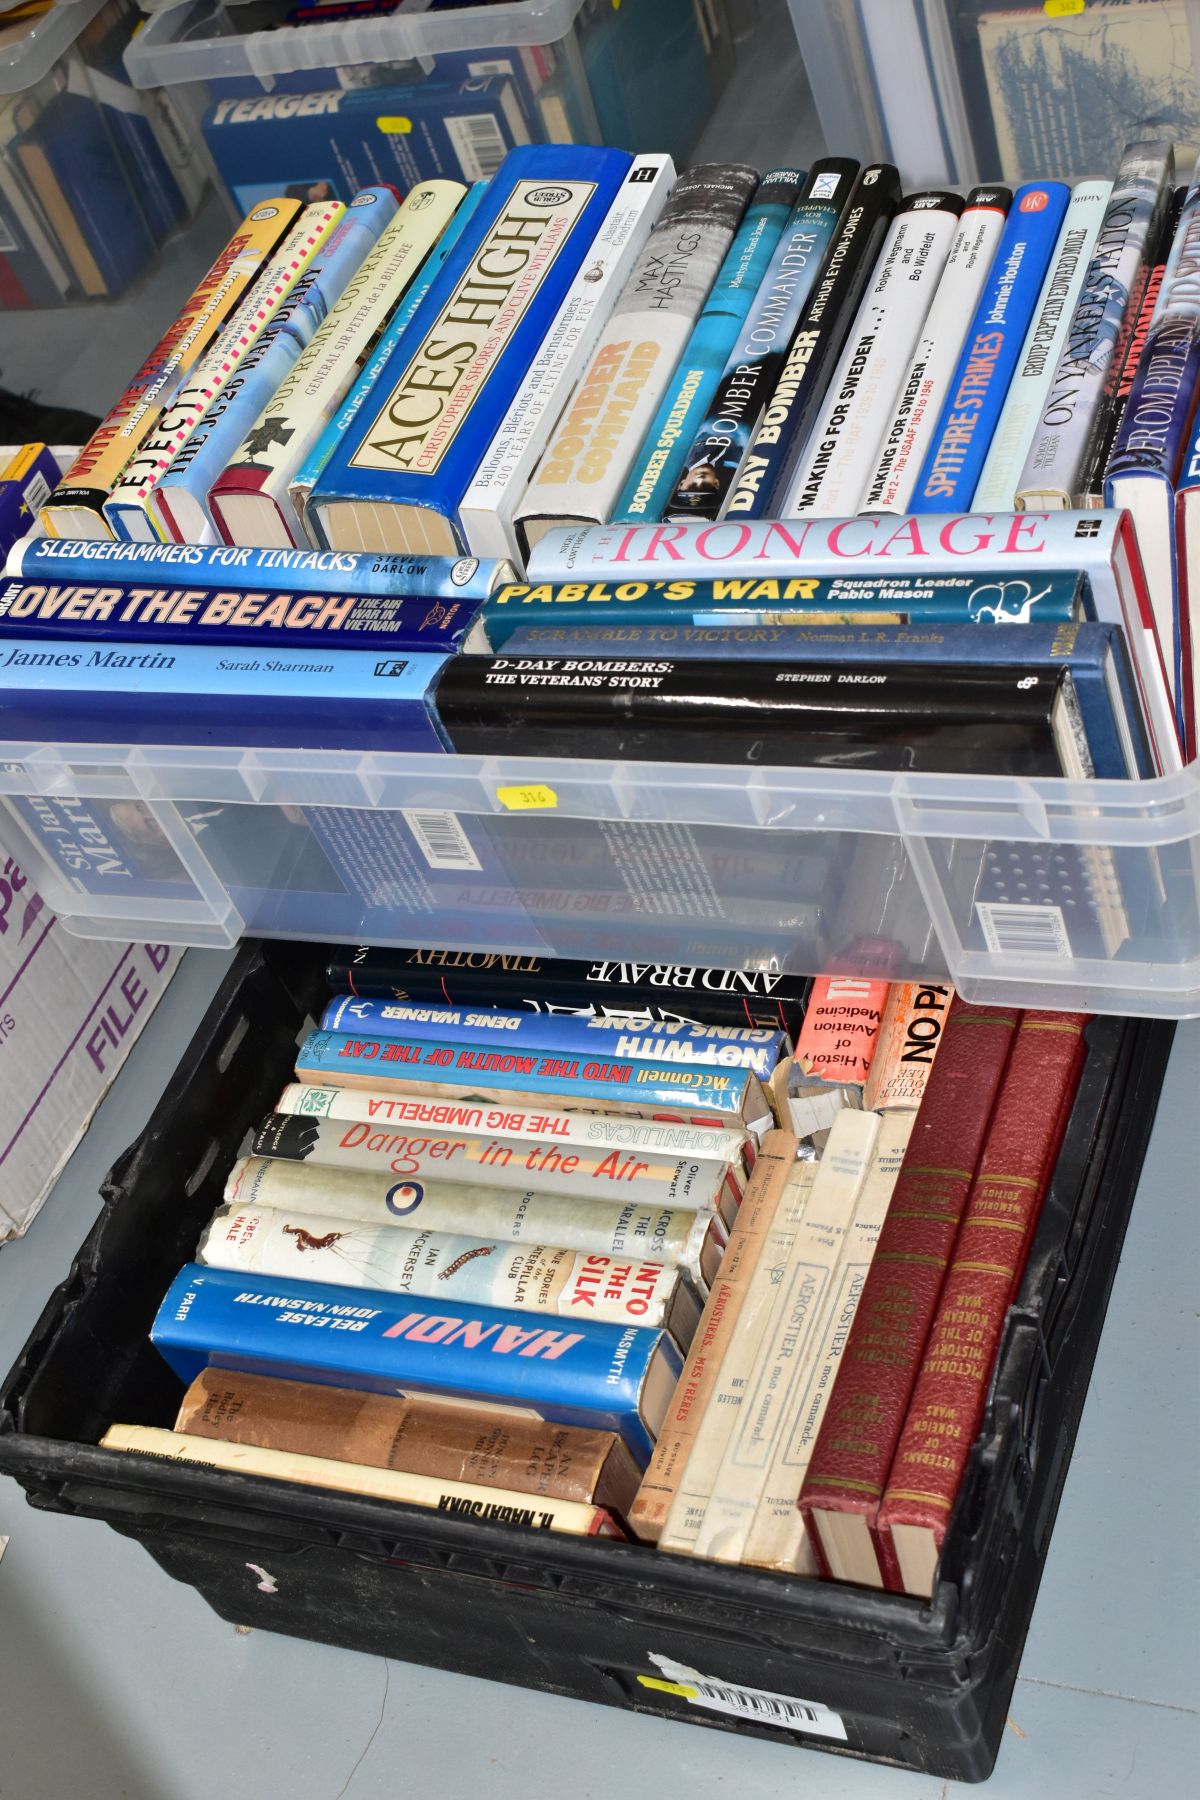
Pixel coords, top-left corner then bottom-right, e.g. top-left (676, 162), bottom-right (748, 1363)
top-left (307, 145), bottom-right (633, 557)
top-left (150, 1262), bottom-right (683, 1464)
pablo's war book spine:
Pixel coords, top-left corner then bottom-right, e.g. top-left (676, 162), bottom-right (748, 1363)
top-left (150, 1262), bottom-right (682, 1465)
top-left (322, 994), bottom-right (786, 1079)
top-left (908, 181), bottom-right (1072, 513)
top-left (665, 159), bottom-right (861, 522)
top-left (724, 163), bottom-right (902, 520)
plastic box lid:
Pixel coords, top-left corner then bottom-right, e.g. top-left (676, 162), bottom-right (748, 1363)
top-left (0, 0), bottom-right (105, 96)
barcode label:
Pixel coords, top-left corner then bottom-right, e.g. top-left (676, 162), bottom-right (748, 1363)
top-left (402, 809), bottom-right (482, 872)
top-left (445, 112), bottom-right (508, 182)
top-left (644, 1654), bottom-right (846, 1741)
top-left (976, 900), bottom-right (1071, 957)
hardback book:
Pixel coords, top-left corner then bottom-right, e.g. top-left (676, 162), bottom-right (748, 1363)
top-left (781, 191), bottom-right (965, 518)
top-left (104, 201), bottom-right (346, 542)
top-left (614, 167), bottom-right (805, 524)
top-left (877, 1011), bottom-right (1089, 1596)
top-left (174, 1367), bottom-right (642, 1514)
top-left (209, 180), bottom-right (468, 549)
top-left (150, 1262), bottom-right (684, 1464)
top-left (459, 154), bottom-right (678, 564)
top-left (0, 444), bottom-right (58, 558)
top-left (664, 158), bottom-right (862, 523)
top-left (861, 186), bottom-right (1012, 512)
top-left (82, 0), bottom-right (187, 246)
top-left (515, 163), bottom-right (757, 551)
top-left (307, 145), bottom-right (633, 555)
top-left (793, 976), bottom-right (888, 1085)
top-left (152, 189), bottom-right (400, 545)
top-left (797, 999), bottom-right (1020, 1588)
top-left (41, 199), bottom-right (304, 538)
top-left (972, 179), bottom-right (1113, 512)
top-left (1016, 140), bottom-right (1174, 511)
top-left (100, 1425), bottom-right (624, 1538)
top-left (908, 181), bottom-right (1072, 512)
top-left (862, 983), bottom-right (954, 1112)
top-left (200, 1201), bottom-right (700, 1341)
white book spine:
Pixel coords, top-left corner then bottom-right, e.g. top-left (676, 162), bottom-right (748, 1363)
top-left (460, 155), bottom-right (676, 564)
top-left (972, 181), bottom-right (1112, 512)
top-left (783, 195), bottom-right (962, 516)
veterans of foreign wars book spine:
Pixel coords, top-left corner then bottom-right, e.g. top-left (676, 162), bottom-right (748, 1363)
top-left (613, 167), bottom-right (804, 524)
top-left (861, 186), bottom-right (1012, 512)
top-left (459, 154), bottom-right (677, 565)
top-left (209, 179), bottom-right (467, 550)
top-left (514, 163), bottom-right (758, 554)
top-left (1016, 139), bottom-right (1174, 511)
top-left (663, 158), bottom-right (860, 523)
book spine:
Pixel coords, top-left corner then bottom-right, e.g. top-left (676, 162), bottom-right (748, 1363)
top-left (1016, 143), bottom-right (1173, 509)
top-left (0, 445), bottom-right (58, 549)
top-left (628, 1128), bottom-right (799, 1542)
top-left (321, 994), bottom-right (784, 1077)
top-left (797, 1000), bottom-right (1020, 1587)
top-left (42, 197), bottom-right (304, 533)
top-left (223, 1155), bottom-right (719, 1290)
top-left (103, 202), bottom-right (346, 540)
top-left (877, 1012), bottom-right (1089, 1596)
top-left (100, 1425), bottom-right (622, 1537)
top-left (459, 154), bottom-right (677, 561)
top-left (250, 1108), bottom-right (732, 1214)
top-left (782, 191), bottom-right (964, 518)
top-left (201, 1201), bottom-right (691, 1333)
top-left (861, 982), bottom-right (953, 1112)
top-left (909, 181), bottom-right (1072, 513)
top-left (664, 158), bottom-right (862, 522)
top-left (1091, 241), bottom-right (1172, 499)
top-left (862, 187), bottom-right (1013, 512)
top-left (613, 167), bottom-right (804, 523)
top-left (515, 163), bottom-right (757, 541)
top-left (793, 976), bottom-right (888, 1084)
top-left (174, 1367), bottom-right (639, 1510)
top-left (150, 1262), bottom-right (679, 1465)
top-left (972, 181), bottom-right (1112, 512)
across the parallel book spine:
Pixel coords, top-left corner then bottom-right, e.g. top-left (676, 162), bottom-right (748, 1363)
top-left (41, 197), bottom-right (304, 537)
top-left (877, 1012), bottom-right (1090, 1597)
top-left (149, 1262), bottom-right (683, 1465)
top-left (100, 1426), bottom-right (624, 1538)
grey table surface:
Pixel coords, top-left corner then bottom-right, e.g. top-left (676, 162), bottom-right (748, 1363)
top-left (0, 948), bottom-right (1196, 1800)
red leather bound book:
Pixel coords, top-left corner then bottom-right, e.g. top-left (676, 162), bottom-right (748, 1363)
top-left (877, 1011), bottom-right (1089, 1597)
top-left (797, 998), bottom-right (1020, 1589)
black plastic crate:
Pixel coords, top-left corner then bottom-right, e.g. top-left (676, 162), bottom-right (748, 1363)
top-left (0, 942), bottom-right (1175, 1781)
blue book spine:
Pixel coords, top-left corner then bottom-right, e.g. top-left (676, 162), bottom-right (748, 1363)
top-left (909, 183), bottom-right (1072, 512)
top-left (611, 168), bottom-right (805, 523)
top-left (294, 181), bottom-right (488, 528)
top-left (321, 994), bottom-right (785, 1078)
top-left (0, 448), bottom-right (59, 558)
top-left (310, 145), bottom-right (633, 548)
top-left (151, 1263), bottom-right (678, 1464)
top-left (0, 638), bottom-right (449, 752)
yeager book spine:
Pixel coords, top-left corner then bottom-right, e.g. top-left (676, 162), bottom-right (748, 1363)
top-left (174, 1367), bottom-right (642, 1513)
top-left (41, 197), bottom-right (304, 537)
top-left (877, 1012), bottom-right (1089, 1598)
top-left (781, 190), bottom-right (963, 518)
top-left (972, 180), bottom-right (1112, 512)
top-left (1016, 140), bottom-right (1174, 510)
top-left (908, 181), bottom-right (1072, 513)
top-left (797, 1000), bottom-right (1020, 1589)
top-left (209, 179), bottom-right (467, 550)
top-left (722, 162), bottom-right (903, 520)
top-left (515, 163), bottom-right (757, 552)
top-left (664, 158), bottom-right (860, 522)
top-left (614, 167), bottom-right (804, 523)
top-left (861, 187), bottom-right (1012, 511)
top-left (459, 154), bottom-right (677, 563)
top-left (150, 1262), bottom-right (683, 1465)
top-left (100, 1426), bottom-right (623, 1539)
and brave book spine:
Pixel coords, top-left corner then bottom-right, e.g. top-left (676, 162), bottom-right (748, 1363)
top-left (861, 187), bottom-right (1012, 511)
top-left (613, 167), bottom-right (804, 523)
top-left (796, 1000), bottom-right (1019, 1588)
top-left (150, 1262), bottom-right (683, 1464)
top-left (515, 163), bottom-right (758, 550)
top-left (907, 181), bottom-right (1072, 512)
top-left (876, 1012), bottom-right (1089, 1597)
